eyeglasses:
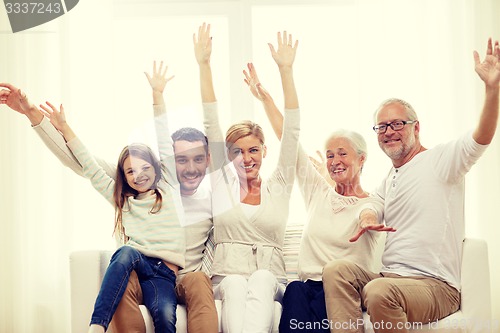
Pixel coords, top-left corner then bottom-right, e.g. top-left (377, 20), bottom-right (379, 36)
top-left (372, 120), bottom-right (417, 134)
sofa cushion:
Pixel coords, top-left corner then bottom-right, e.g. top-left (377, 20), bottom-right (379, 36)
top-left (201, 227), bottom-right (216, 275)
top-left (283, 223), bottom-right (304, 282)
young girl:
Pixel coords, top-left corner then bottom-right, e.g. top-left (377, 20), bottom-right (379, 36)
top-left (39, 62), bottom-right (185, 333)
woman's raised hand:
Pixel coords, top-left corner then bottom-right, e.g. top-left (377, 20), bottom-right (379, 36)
top-left (268, 31), bottom-right (298, 69)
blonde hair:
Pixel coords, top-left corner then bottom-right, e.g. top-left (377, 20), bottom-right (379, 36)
top-left (225, 120), bottom-right (265, 149)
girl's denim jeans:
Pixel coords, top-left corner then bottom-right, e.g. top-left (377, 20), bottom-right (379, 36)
top-left (90, 245), bottom-right (177, 333)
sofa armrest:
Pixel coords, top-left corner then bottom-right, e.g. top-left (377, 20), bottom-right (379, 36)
top-left (460, 238), bottom-right (492, 333)
top-left (70, 250), bottom-right (112, 333)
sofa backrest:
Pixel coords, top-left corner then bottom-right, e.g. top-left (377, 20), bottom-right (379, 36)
top-left (283, 223), bottom-right (304, 282)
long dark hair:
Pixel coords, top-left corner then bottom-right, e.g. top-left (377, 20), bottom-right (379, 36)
top-left (113, 143), bottom-right (163, 242)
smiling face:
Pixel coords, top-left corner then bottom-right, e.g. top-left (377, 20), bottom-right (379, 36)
top-left (123, 156), bottom-right (157, 193)
top-left (325, 137), bottom-right (365, 185)
top-left (376, 102), bottom-right (420, 165)
top-left (228, 134), bottom-right (266, 182)
top-left (173, 140), bottom-right (210, 195)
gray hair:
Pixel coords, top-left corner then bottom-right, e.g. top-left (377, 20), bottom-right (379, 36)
top-left (325, 129), bottom-right (368, 161)
top-left (373, 98), bottom-right (418, 123)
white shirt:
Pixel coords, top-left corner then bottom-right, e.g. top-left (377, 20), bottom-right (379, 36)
top-left (376, 132), bottom-right (488, 290)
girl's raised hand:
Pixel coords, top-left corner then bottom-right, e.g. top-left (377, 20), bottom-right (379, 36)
top-left (39, 101), bottom-right (76, 141)
top-left (145, 60), bottom-right (174, 94)
top-left (39, 101), bottom-right (67, 132)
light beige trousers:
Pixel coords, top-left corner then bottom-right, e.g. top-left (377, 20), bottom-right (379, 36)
top-left (322, 259), bottom-right (460, 333)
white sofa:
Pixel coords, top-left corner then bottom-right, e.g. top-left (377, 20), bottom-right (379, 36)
top-left (70, 225), bottom-right (492, 333)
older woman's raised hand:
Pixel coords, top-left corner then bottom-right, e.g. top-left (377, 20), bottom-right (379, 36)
top-left (268, 31), bottom-right (298, 69)
top-left (243, 63), bottom-right (273, 103)
top-left (308, 150), bottom-right (336, 187)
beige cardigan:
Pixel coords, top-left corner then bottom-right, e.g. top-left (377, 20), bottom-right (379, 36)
top-left (203, 102), bottom-right (300, 284)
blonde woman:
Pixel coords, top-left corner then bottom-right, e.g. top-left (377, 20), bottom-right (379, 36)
top-left (194, 23), bottom-right (300, 332)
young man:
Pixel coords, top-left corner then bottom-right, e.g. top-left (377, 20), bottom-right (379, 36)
top-left (322, 38), bottom-right (500, 333)
top-left (0, 83), bottom-right (218, 333)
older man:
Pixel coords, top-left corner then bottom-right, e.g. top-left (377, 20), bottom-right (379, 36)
top-left (322, 38), bottom-right (499, 333)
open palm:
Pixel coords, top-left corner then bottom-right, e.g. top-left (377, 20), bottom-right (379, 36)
top-left (145, 61), bottom-right (174, 94)
top-left (193, 22), bottom-right (212, 65)
top-left (474, 38), bottom-right (500, 88)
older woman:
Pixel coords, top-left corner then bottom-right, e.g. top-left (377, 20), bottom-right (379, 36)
top-left (243, 63), bottom-right (394, 333)
top-left (194, 24), bottom-right (300, 332)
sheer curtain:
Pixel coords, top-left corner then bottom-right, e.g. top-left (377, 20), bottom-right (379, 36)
top-left (1, 1), bottom-right (499, 332)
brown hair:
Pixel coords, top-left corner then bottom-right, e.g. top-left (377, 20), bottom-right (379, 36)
top-left (113, 143), bottom-right (163, 242)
